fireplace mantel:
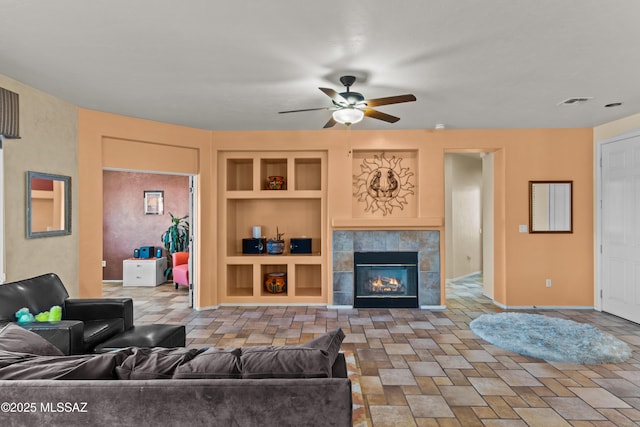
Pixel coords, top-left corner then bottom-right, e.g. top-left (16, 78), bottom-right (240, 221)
top-left (331, 217), bottom-right (443, 229)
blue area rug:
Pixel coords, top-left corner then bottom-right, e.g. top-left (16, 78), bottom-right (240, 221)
top-left (470, 312), bottom-right (632, 364)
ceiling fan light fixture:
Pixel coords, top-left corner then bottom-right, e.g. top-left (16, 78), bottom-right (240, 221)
top-left (332, 107), bottom-right (364, 126)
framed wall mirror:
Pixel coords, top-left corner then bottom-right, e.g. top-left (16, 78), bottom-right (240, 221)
top-left (26, 171), bottom-right (71, 238)
top-left (529, 180), bottom-right (573, 233)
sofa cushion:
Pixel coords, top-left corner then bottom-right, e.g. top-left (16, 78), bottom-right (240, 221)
top-left (302, 327), bottom-right (345, 367)
top-left (173, 347), bottom-right (241, 379)
top-left (0, 322), bottom-right (63, 356)
top-left (240, 346), bottom-right (331, 379)
top-left (116, 347), bottom-right (204, 380)
top-left (0, 348), bottom-right (132, 380)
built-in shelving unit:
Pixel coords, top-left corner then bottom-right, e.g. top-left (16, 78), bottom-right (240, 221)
top-left (219, 151), bottom-right (327, 304)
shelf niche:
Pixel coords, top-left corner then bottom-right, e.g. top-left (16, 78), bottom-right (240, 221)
top-left (227, 158), bottom-right (253, 191)
top-left (220, 150), bottom-right (326, 305)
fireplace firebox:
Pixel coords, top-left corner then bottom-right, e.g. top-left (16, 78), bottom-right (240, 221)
top-left (354, 252), bottom-right (418, 308)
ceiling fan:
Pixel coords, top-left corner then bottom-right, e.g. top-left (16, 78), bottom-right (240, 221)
top-left (279, 75), bottom-right (417, 128)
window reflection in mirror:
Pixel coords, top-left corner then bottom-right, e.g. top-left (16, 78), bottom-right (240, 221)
top-left (529, 181), bottom-right (572, 233)
top-left (26, 171), bottom-right (71, 238)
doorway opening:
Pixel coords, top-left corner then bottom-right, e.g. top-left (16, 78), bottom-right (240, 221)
top-left (102, 169), bottom-right (197, 308)
top-left (444, 151), bottom-right (494, 301)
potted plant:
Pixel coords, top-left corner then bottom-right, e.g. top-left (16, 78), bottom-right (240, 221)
top-left (266, 227), bottom-right (285, 255)
top-left (161, 213), bottom-right (190, 277)
top-left (161, 213), bottom-right (190, 253)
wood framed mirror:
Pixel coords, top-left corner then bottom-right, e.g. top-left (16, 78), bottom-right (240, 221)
top-left (26, 171), bottom-right (71, 238)
top-left (529, 181), bottom-right (573, 233)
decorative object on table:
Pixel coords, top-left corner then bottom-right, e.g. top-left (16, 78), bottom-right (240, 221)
top-left (15, 307), bottom-right (35, 324)
top-left (470, 312), bottom-right (632, 364)
top-left (133, 248), bottom-right (140, 258)
top-left (266, 227), bottom-right (285, 254)
top-left (160, 213), bottom-right (190, 278)
top-left (264, 272), bottom-right (287, 293)
top-left (138, 246), bottom-right (155, 259)
top-left (242, 238), bottom-right (266, 254)
top-left (252, 225), bottom-right (262, 238)
top-left (290, 237), bottom-right (312, 254)
top-left (155, 248), bottom-right (163, 258)
top-left (34, 305), bottom-right (62, 322)
top-left (144, 190), bottom-right (164, 215)
top-left (267, 176), bottom-right (285, 190)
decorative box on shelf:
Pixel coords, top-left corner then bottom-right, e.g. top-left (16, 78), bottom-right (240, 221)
top-left (290, 238), bottom-right (312, 254)
top-left (123, 257), bottom-right (167, 287)
top-left (242, 238), bottom-right (266, 254)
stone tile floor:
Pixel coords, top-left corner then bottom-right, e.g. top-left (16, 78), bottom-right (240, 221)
top-left (104, 274), bottom-right (640, 426)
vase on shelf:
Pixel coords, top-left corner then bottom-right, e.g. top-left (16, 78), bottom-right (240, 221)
top-left (266, 227), bottom-right (285, 255)
top-left (264, 272), bottom-right (287, 293)
top-left (267, 176), bottom-right (285, 190)
top-left (266, 239), bottom-right (285, 255)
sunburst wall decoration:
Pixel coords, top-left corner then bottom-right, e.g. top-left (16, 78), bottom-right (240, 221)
top-left (353, 152), bottom-right (415, 216)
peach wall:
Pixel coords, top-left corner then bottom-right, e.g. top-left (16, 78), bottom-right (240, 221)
top-left (79, 109), bottom-right (594, 308)
top-left (78, 109), bottom-right (212, 304)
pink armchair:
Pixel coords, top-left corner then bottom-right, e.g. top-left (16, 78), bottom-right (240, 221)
top-left (172, 252), bottom-right (189, 289)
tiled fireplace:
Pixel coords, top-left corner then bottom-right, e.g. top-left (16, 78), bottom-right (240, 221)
top-left (354, 251), bottom-right (419, 308)
top-left (332, 230), bottom-right (441, 308)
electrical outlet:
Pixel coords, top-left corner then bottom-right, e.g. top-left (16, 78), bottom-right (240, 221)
top-left (102, 260), bottom-right (106, 267)
top-left (546, 278), bottom-right (552, 287)
top-left (519, 224), bottom-right (528, 233)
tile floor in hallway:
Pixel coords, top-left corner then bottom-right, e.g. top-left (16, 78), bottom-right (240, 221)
top-left (103, 275), bottom-right (640, 427)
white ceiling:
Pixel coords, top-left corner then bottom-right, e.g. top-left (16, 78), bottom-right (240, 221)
top-left (1, 0), bottom-right (639, 131)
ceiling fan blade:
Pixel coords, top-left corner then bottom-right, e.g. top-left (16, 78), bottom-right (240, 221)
top-left (323, 116), bottom-right (337, 128)
top-left (319, 87), bottom-right (349, 106)
top-left (365, 94), bottom-right (417, 107)
top-left (364, 108), bottom-right (401, 123)
top-left (278, 107), bottom-right (330, 114)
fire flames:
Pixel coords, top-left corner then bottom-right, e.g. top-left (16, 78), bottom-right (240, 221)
top-left (368, 276), bottom-right (405, 294)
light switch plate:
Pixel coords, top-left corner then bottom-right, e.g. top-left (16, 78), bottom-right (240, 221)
top-left (519, 224), bottom-right (528, 233)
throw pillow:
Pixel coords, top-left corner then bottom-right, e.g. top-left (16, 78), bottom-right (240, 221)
top-left (0, 322), bottom-right (63, 356)
top-left (301, 327), bottom-right (345, 366)
top-left (173, 347), bottom-right (241, 379)
top-left (240, 346), bottom-right (331, 379)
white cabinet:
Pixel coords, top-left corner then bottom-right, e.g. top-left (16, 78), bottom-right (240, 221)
top-left (123, 258), bottom-right (167, 286)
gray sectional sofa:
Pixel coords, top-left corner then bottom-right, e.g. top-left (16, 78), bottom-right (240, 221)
top-left (0, 323), bottom-right (352, 426)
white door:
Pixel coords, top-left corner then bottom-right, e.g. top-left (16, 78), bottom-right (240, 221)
top-left (601, 132), bottom-right (640, 323)
top-left (188, 176), bottom-right (197, 308)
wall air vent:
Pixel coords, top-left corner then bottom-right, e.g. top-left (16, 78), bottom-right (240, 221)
top-left (557, 97), bottom-right (593, 106)
top-left (0, 87), bottom-right (20, 139)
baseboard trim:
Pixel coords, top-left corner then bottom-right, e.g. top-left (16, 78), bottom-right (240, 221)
top-left (493, 301), bottom-right (594, 310)
top-left (420, 305), bottom-right (446, 310)
top-left (327, 305), bottom-right (354, 310)
top-left (447, 271), bottom-right (482, 282)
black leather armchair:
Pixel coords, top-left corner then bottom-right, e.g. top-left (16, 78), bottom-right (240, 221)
top-left (0, 273), bottom-right (133, 354)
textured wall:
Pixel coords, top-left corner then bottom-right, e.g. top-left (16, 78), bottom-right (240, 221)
top-left (0, 74), bottom-right (79, 292)
top-left (102, 170), bottom-right (189, 280)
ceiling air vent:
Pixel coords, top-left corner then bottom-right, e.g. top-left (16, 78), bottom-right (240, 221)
top-left (557, 97), bottom-right (593, 106)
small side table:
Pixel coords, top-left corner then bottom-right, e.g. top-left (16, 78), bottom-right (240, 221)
top-left (122, 257), bottom-right (167, 287)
